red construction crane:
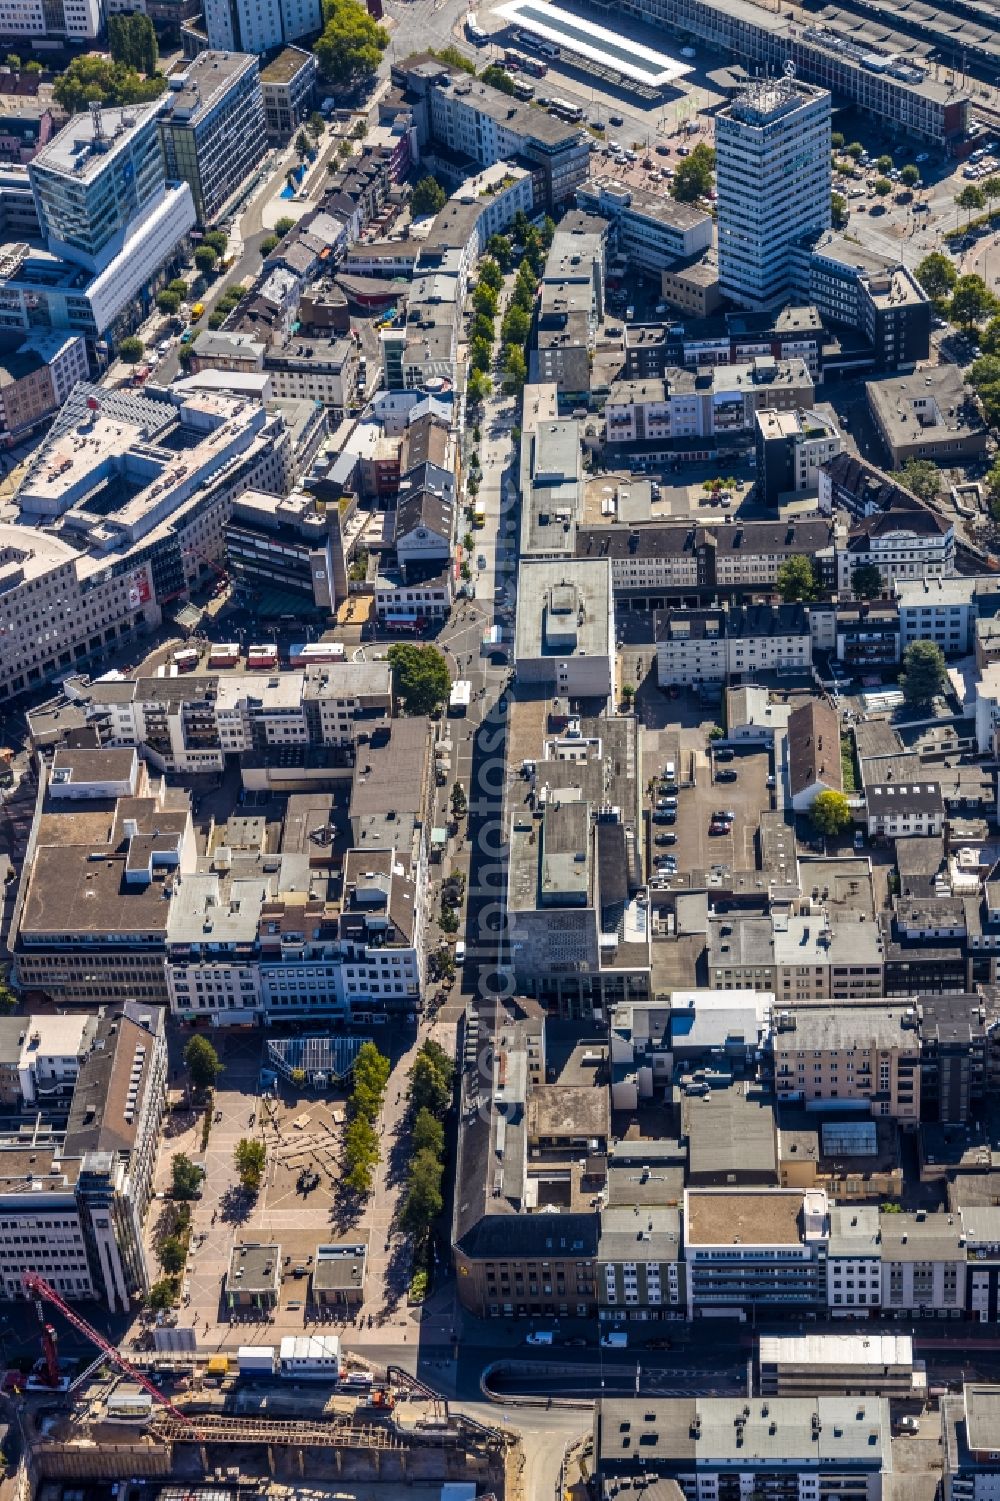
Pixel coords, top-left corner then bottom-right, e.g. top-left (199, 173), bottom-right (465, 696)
top-left (39, 1323), bottom-right (60, 1388)
top-left (20, 1272), bottom-right (195, 1425)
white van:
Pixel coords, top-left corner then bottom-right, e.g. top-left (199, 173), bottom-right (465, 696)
top-left (601, 1331), bottom-right (628, 1349)
top-left (525, 1331), bottom-right (555, 1346)
top-left (454, 940), bottom-right (466, 962)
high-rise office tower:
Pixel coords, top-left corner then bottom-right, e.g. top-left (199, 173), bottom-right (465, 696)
top-left (29, 101), bottom-right (171, 273)
top-left (716, 69), bottom-right (831, 310)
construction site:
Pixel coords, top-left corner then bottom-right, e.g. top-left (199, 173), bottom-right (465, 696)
top-left (8, 1276), bottom-right (514, 1501)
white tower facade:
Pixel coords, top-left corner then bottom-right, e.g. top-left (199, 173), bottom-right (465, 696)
top-left (716, 70), bottom-right (832, 310)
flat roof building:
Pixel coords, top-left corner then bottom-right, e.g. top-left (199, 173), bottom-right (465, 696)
top-left (227, 1242), bottom-right (281, 1311)
top-left (514, 557), bottom-right (615, 701)
top-left (758, 1333), bottom-right (919, 1397)
top-left (158, 53), bottom-right (267, 227)
top-left (868, 364), bottom-right (988, 469)
top-left (684, 1187), bottom-right (830, 1316)
top-left (594, 1396), bottom-right (890, 1500)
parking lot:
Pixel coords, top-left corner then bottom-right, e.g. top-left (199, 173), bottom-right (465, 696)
top-left (666, 744), bottom-right (773, 877)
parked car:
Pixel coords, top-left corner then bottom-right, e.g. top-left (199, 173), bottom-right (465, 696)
top-left (654, 833), bottom-right (677, 846)
top-left (716, 768), bottom-right (738, 782)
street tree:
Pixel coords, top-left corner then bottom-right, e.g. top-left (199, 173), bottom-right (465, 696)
top-left (401, 1148), bottom-right (443, 1238)
top-left (775, 554), bottom-right (818, 603)
top-left (951, 273), bottom-right (996, 329)
top-left (956, 184), bottom-right (986, 224)
top-left (156, 289), bottom-right (181, 316)
top-left (472, 283), bottom-right (499, 319)
top-left (118, 336), bottom-right (144, 363)
top-left (831, 192), bottom-right (848, 227)
top-left (899, 459), bottom-right (942, 502)
top-left (481, 64), bottom-right (515, 94)
top-left (410, 175), bottom-right (446, 216)
top-left (234, 1137), bottom-right (266, 1192)
top-left (159, 1237), bottom-right (187, 1275)
top-left (671, 142), bottom-right (715, 202)
top-left (915, 251), bottom-right (957, 303)
top-left (876, 154), bottom-right (893, 173)
top-left (344, 1115), bottom-right (379, 1194)
top-left (467, 369), bottom-right (491, 404)
top-left (486, 233), bottom-right (513, 271)
top-left (387, 642), bottom-right (450, 714)
top-left (108, 13), bottom-right (158, 71)
top-left (873, 176), bottom-right (892, 198)
top-left (313, 0), bottom-right (387, 84)
top-left (409, 1038), bottom-right (454, 1118)
top-left (900, 639), bottom-right (948, 706)
top-left (412, 1107), bottom-right (445, 1158)
top-left (147, 1279), bottom-right (176, 1310)
top-left (810, 790), bottom-right (852, 837)
top-left (184, 1034), bottom-right (222, 1092)
top-left (171, 1153), bottom-right (203, 1199)
top-left (193, 244), bottom-right (218, 275)
top-left (501, 303), bottom-right (530, 346)
top-left (503, 344), bottom-right (527, 394)
top-left (351, 1041), bottom-right (390, 1122)
top-left (900, 164), bottom-right (920, 187)
top-left (477, 256), bottom-right (503, 293)
top-left (851, 563), bottom-right (884, 600)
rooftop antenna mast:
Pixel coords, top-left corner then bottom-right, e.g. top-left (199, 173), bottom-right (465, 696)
top-left (89, 99), bottom-right (104, 139)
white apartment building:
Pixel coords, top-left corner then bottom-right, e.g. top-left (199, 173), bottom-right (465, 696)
top-left (842, 507), bottom-right (955, 595)
top-left (87, 661), bottom-right (392, 775)
top-left (684, 1188), bottom-right (830, 1317)
top-left (203, 0), bottom-right (320, 54)
top-left (654, 602), bottom-right (811, 686)
top-left (605, 359), bottom-right (815, 448)
top-left (575, 176), bottom-right (712, 272)
top-left (895, 576), bottom-right (977, 656)
top-left (0, 1163), bottom-right (95, 1300)
top-left (827, 1206), bottom-right (883, 1316)
top-left (0, 0), bottom-right (99, 40)
top-left (880, 1213), bottom-right (966, 1316)
top-left (716, 77), bottom-right (831, 309)
top-left (755, 405), bottom-right (841, 505)
top-left (865, 782), bottom-right (945, 840)
top-left (17, 1014), bottom-right (90, 1105)
top-left (976, 664), bottom-right (1000, 756)
top-left (0, 1002), bottom-right (166, 1309)
top-left (266, 336), bottom-right (358, 416)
